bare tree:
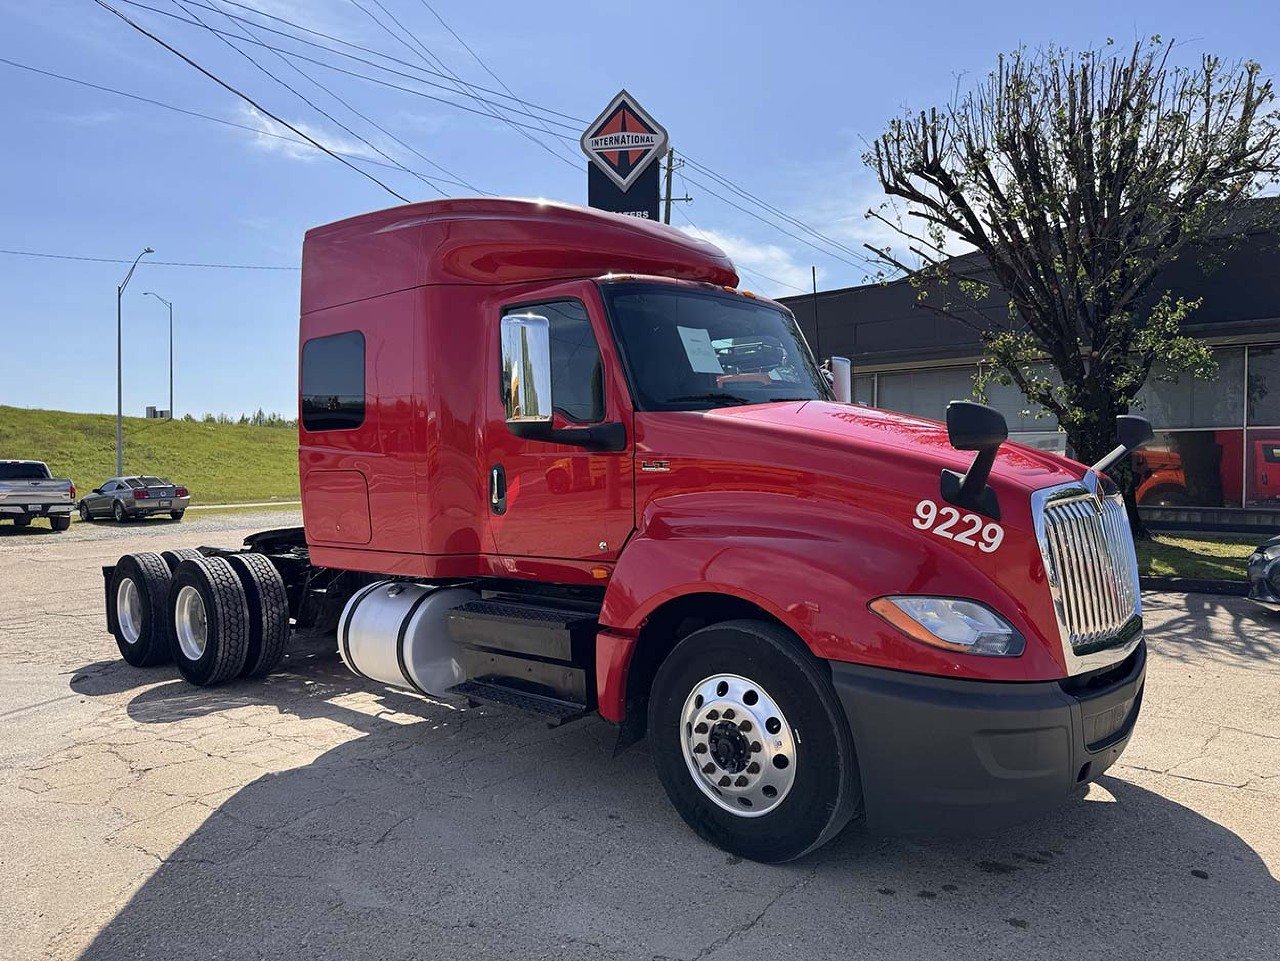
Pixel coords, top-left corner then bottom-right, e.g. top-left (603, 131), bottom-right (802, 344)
top-left (865, 39), bottom-right (1280, 528)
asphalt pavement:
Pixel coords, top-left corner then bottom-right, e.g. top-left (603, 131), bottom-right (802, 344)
top-left (1, 511), bottom-right (1277, 960)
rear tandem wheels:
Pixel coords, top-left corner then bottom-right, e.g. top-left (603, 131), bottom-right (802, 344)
top-left (105, 549), bottom-right (288, 683)
top-left (101, 546), bottom-right (866, 862)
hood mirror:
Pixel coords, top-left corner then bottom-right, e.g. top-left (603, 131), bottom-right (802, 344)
top-left (940, 401), bottom-right (1007, 519)
top-left (1091, 415), bottom-right (1155, 474)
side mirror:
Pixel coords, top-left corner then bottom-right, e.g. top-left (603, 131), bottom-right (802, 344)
top-left (92, 488), bottom-right (101, 495)
top-left (940, 401), bottom-right (1007, 519)
top-left (500, 312), bottom-right (552, 425)
top-left (828, 356), bottom-right (853, 403)
top-left (1091, 415), bottom-right (1155, 473)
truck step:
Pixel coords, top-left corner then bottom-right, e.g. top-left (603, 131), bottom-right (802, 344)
top-left (454, 680), bottom-right (592, 726)
top-left (447, 598), bottom-right (598, 663)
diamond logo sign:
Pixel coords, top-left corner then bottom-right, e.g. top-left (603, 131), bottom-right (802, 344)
top-left (580, 90), bottom-right (669, 193)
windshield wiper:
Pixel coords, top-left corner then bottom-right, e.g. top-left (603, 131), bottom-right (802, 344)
top-left (767, 396), bottom-right (815, 402)
top-left (664, 393), bottom-right (754, 407)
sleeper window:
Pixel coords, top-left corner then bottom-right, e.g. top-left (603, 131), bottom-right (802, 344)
top-left (301, 331), bottom-right (366, 432)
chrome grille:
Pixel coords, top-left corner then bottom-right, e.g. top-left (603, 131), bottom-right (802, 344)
top-left (1037, 484), bottom-right (1141, 656)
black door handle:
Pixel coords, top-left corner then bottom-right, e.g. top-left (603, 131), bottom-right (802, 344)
top-left (489, 465), bottom-right (507, 515)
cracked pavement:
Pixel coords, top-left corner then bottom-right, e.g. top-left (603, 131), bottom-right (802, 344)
top-left (1, 512), bottom-right (1278, 960)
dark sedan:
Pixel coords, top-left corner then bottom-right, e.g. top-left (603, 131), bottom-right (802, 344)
top-left (79, 476), bottom-right (191, 523)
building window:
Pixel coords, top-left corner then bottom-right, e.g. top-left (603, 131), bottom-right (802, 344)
top-left (301, 331), bottom-right (365, 432)
top-left (1136, 348), bottom-right (1245, 428)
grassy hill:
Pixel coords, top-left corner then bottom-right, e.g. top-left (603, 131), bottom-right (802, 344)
top-left (0, 406), bottom-right (299, 505)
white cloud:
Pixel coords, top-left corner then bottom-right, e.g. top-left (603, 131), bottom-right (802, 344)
top-left (237, 104), bottom-right (386, 163)
top-left (677, 225), bottom-right (815, 298)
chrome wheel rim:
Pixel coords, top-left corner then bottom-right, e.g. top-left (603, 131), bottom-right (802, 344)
top-left (79, 503), bottom-right (89, 521)
top-left (113, 502), bottom-right (124, 521)
top-left (116, 577), bottom-right (143, 645)
top-left (680, 673), bottom-right (796, 818)
top-left (174, 585), bottom-right (208, 661)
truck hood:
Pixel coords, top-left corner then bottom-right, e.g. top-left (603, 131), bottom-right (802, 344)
top-left (706, 400), bottom-right (1083, 492)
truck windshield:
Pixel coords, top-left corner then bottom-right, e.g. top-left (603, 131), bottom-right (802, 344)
top-left (0, 463), bottom-right (49, 481)
top-left (602, 283), bottom-right (832, 411)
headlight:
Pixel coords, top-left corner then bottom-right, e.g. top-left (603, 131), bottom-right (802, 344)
top-left (868, 596), bottom-right (1025, 657)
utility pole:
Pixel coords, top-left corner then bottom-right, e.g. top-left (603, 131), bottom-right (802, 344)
top-left (116, 247), bottom-right (153, 475)
top-left (144, 291), bottom-right (174, 418)
top-left (662, 147), bottom-right (675, 224)
top-left (810, 266), bottom-right (822, 360)
top-left (661, 148), bottom-right (692, 225)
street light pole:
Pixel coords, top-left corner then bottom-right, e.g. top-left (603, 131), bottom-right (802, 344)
top-left (144, 291), bottom-right (174, 419)
top-left (117, 248), bottom-right (154, 475)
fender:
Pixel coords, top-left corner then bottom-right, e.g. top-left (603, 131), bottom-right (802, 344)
top-left (595, 489), bottom-right (1066, 722)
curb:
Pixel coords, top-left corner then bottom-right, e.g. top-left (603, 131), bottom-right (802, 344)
top-left (1139, 576), bottom-right (1247, 597)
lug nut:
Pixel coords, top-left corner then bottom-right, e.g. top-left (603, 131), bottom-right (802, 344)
top-left (703, 762), bottom-right (716, 774)
top-left (719, 775), bottom-right (732, 787)
top-left (738, 720), bottom-right (752, 732)
top-left (747, 761), bottom-right (760, 774)
top-left (707, 709), bottom-right (720, 721)
top-left (734, 775), bottom-right (748, 787)
top-left (694, 722), bottom-right (708, 734)
top-left (723, 709), bottom-right (735, 720)
top-left (751, 741), bottom-right (762, 754)
top-left (693, 743), bottom-right (707, 754)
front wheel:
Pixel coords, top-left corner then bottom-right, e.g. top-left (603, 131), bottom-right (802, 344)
top-left (79, 502), bottom-right (92, 522)
top-left (648, 619), bottom-right (862, 863)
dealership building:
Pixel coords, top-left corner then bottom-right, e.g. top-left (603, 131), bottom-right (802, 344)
top-left (780, 201), bottom-right (1280, 527)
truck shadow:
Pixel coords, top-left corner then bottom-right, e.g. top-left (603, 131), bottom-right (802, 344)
top-left (1142, 591), bottom-right (1280, 665)
top-left (71, 652), bottom-right (1278, 960)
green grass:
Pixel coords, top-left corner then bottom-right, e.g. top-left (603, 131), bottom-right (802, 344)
top-left (0, 405), bottom-right (299, 505)
top-left (1136, 532), bottom-right (1258, 581)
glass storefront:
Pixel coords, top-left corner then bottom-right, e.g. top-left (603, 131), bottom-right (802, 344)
top-left (856, 344), bottom-right (1280, 509)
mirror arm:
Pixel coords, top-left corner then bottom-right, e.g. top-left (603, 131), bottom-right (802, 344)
top-left (507, 421), bottom-right (627, 452)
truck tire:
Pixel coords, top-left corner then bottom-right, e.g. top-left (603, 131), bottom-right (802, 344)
top-left (160, 548), bottom-right (205, 574)
top-left (169, 557), bottom-right (250, 686)
top-left (13, 515), bottom-right (31, 527)
top-left (113, 501), bottom-right (128, 523)
top-left (110, 552), bottom-right (174, 667)
top-left (647, 619), bottom-right (862, 863)
top-left (50, 515), bottom-right (70, 532)
top-left (225, 552), bottom-right (289, 678)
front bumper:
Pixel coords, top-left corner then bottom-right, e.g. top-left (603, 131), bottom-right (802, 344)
top-left (1246, 552), bottom-right (1280, 610)
top-left (830, 640), bottom-right (1146, 836)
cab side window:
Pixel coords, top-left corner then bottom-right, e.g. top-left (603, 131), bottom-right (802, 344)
top-left (301, 331), bottom-right (366, 432)
top-left (536, 300), bottom-right (605, 423)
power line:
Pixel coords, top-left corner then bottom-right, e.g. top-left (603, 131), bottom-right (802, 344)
top-left (120, 0), bottom-right (583, 135)
top-left (344, 0), bottom-right (581, 171)
top-left (671, 203), bottom-right (808, 296)
top-left (94, 0), bottom-right (411, 202)
top-left (0, 248), bottom-right (298, 270)
top-left (206, 0), bottom-right (586, 124)
top-left (0, 56), bottom-right (471, 185)
top-left (412, 0), bottom-right (574, 152)
top-left (680, 155), bottom-right (877, 268)
top-left (679, 168), bottom-right (872, 273)
top-left (177, 0), bottom-right (447, 197)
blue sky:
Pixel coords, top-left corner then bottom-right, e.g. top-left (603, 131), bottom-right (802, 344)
top-left (1, 0), bottom-right (1275, 418)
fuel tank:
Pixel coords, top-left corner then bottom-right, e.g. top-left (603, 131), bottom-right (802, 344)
top-left (338, 581), bottom-right (479, 695)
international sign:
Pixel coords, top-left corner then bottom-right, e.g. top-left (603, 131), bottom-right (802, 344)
top-left (580, 90), bottom-right (669, 193)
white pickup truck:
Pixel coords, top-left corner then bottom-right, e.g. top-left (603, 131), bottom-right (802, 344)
top-left (0, 460), bottom-right (75, 532)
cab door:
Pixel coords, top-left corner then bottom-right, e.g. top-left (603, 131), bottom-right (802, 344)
top-left (486, 286), bottom-right (634, 564)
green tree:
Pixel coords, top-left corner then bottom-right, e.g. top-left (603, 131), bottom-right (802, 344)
top-left (865, 39), bottom-right (1280, 529)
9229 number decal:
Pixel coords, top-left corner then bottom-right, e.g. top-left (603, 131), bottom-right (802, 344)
top-left (912, 499), bottom-right (1005, 554)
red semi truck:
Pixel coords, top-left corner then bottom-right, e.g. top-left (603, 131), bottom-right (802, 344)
top-left (102, 199), bottom-right (1148, 862)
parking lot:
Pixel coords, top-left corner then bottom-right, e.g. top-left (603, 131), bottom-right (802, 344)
top-left (2, 511), bottom-right (1277, 961)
